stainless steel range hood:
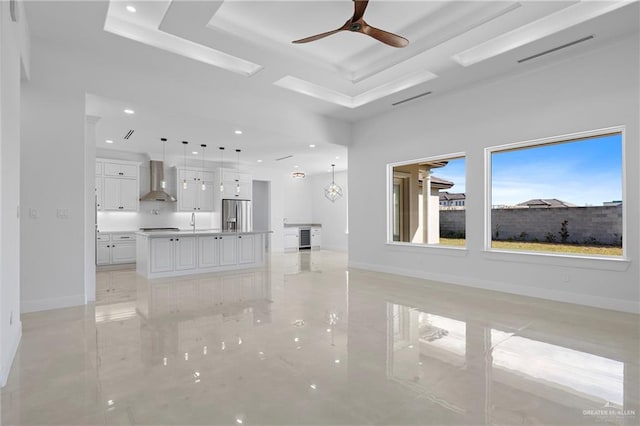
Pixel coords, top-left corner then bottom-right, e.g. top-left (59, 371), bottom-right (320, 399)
top-left (140, 160), bottom-right (176, 202)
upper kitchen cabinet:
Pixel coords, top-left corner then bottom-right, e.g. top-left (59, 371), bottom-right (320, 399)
top-left (176, 167), bottom-right (215, 212)
top-left (97, 159), bottom-right (140, 211)
top-left (220, 168), bottom-right (252, 200)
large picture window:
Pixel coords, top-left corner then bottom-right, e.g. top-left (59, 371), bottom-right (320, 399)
top-left (389, 154), bottom-right (466, 247)
top-left (488, 130), bottom-right (624, 257)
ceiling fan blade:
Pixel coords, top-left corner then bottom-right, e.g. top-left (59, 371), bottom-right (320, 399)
top-left (292, 26), bottom-right (346, 44)
top-left (360, 21), bottom-right (409, 48)
top-left (351, 0), bottom-right (369, 22)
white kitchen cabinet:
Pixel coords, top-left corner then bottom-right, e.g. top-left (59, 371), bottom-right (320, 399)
top-left (238, 234), bottom-right (255, 264)
top-left (311, 227), bottom-right (321, 249)
top-left (95, 176), bottom-right (103, 210)
top-left (137, 232), bottom-right (268, 278)
top-left (180, 169), bottom-right (215, 183)
top-left (284, 227), bottom-right (299, 251)
top-left (97, 159), bottom-right (140, 212)
top-left (174, 237), bottom-right (197, 271)
top-left (177, 168), bottom-right (215, 212)
top-left (199, 236), bottom-right (220, 268)
top-left (219, 235), bottom-right (238, 266)
top-left (97, 233), bottom-right (136, 265)
top-left (104, 161), bottom-right (138, 178)
top-left (103, 177), bottom-right (138, 211)
top-left (149, 236), bottom-right (196, 273)
top-left (97, 242), bottom-right (111, 265)
top-left (111, 242), bottom-right (136, 264)
top-left (150, 237), bottom-right (174, 273)
top-left (220, 168), bottom-right (252, 200)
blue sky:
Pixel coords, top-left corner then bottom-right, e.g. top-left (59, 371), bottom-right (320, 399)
top-left (432, 134), bottom-right (622, 206)
top-left (433, 157), bottom-right (466, 193)
top-left (492, 134), bottom-right (622, 206)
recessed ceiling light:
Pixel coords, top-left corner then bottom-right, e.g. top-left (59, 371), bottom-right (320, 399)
top-left (309, 144), bottom-right (316, 148)
top-left (335, 156), bottom-right (340, 159)
top-left (123, 109), bottom-right (135, 114)
top-left (125, 5), bottom-right (136, 13)
top-left (105, 139), bottom-right (114, 144)
top-left (192, 151), bottom-right (198, 155)
top-left (257, 159), bottom-right (263, 163)
top-left (294, 165), bottom-right (299, 168)
top-left (234, 130), bottom-right (243, 135)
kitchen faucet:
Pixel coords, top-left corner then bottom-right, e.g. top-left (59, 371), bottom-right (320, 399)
top-left (190, 212), bottom-right (196, 232)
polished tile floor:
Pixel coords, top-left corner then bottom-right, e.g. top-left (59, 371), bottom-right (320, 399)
top-left (2, 251), bottom-right (639, 425)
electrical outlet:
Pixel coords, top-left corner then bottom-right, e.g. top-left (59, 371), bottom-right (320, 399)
top-left (57, 208), bottom-right (70, 219)
top-left (29, 208), bottom-right (39, 219)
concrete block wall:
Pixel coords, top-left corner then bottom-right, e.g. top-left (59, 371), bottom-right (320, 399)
top-left (440, 206), bottom-right (622, 245)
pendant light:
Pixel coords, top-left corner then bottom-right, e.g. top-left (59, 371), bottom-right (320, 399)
top-left (324, 164), bottom-right (343, 203)
top-left (200, 144), bottom-right (207, 191)
top-left (219, 147), bottom-right (225, 193)
top-left (236, 149), bottom-right (241, 194)
top-left (160, 138), bottom-right (167, 189)
top-left (182, 141), bottom-right (189, 189)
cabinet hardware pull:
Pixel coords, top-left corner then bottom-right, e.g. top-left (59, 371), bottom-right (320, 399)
top-left (170, 239), bottom-right (174, 241)
top-left (119, 172), bottom-right (123, 175)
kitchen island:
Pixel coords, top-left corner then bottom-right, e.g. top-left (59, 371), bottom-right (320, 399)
top-left (136, 230), bottom-right (271, 279)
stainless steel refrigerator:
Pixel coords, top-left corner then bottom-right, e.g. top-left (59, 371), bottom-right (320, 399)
top-left (222, 199), bottom-right (252, 232)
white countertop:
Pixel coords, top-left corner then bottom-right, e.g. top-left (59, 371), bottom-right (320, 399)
top-left (136, 229), bottom-right (272, 237)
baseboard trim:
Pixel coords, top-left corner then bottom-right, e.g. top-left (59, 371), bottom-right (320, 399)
top-left (21, 294), bottom-right (85, 314)
top-left (348, 260), bottom-right (639, 314)
top-left (1, 323), bottom-right (22, 387)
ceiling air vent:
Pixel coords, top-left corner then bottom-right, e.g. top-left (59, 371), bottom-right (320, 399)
top-left (518, 35), bottom-right (594, 64)
top-left (275, 155), bottom-right (293, 161)
top-left (392, 91), bottom-right (432, 107)
top-left (123, 129), bottom-right (135, 140)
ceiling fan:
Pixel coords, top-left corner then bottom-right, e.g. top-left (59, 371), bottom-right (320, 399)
top-left (292, 0), bottom-right (409, 48)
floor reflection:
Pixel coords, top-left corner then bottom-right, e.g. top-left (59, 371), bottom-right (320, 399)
top-left (2, 251), bottom-right (638, 425)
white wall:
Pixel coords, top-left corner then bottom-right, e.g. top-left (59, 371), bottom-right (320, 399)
top-left (1, 0), bottom-right (29, 387)
top-left (310, 170), bottom-right (348, 251)
top-left (349, 35), bottom-right (639, 313)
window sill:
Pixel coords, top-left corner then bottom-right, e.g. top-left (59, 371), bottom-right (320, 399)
top-left (386, 242), bottom-right (468, 257)
top-left (483, 249), bottom-right (630, 271)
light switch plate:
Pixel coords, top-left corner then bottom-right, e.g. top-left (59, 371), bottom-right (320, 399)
top-left (29, 208), bottom-right (39, 219)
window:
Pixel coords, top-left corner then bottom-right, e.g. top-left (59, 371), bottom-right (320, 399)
top-left (389, 154), bottom-right (466, 247)
top-left (488, 130), bottom-right (623, 257)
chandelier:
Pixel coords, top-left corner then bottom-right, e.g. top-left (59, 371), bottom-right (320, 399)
top-left (324, 164), bottom-right (342, 202)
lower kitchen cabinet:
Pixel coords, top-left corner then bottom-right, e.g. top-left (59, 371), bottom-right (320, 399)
top-left (97, 232), bottom-right (137, 266)
top-left (238, 234), bottom-right (255, 264)
top-left (311, 227), bottom-right (321, 249)
top-left (219, 235), bottom-right (238, 266)
top-left (175, 237), bottom-right (197, 271)
top-left (199, 236), bottom-right (221, 268)
top-left (150, 237), bottom-right (196, 273)
top-left (137, 232), bottom-right (268, 279)
top-left (150, 237), bottom-right (174, 272)
top-left (97, 242), bottom-right (136, 265)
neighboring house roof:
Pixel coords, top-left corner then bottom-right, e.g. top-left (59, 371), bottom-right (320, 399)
top-left (517, 198), bottom-right (577, 208)
top-left (429, 176), bottom-right (454, 190)
top-left (440, 192), bottom-right (466, 201)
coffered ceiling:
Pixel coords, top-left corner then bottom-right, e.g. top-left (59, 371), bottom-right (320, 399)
top-left (24, 1), bottom-right (639, 175)
top-left (103, 0), bottom-right (637, 111)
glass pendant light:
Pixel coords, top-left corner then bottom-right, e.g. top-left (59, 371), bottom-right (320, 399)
top-left (160, 138), bottom-right (167, 189)
top-left (200, 144), bottom-right (207, 191)
top-left (236, 149), bottom-right (241, 194)
top-left (324, 164), bottom-right (343, 203)
top-left (219, 147), bottom-right (225, 192)
top-left (182, 141), bottom-right (189, 189)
